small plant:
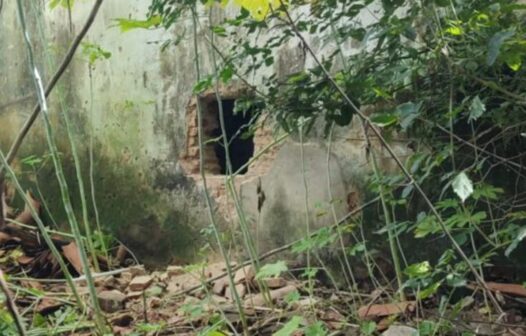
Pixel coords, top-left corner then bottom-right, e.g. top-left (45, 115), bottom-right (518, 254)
top-left (359, 321), bottom-right (377, 336)
top-left (274, 316), bottom-right (303, 336)
top-left (255, 261), bottom-right (288, 280)
top-left (81, 42), bottom-right (111, 67)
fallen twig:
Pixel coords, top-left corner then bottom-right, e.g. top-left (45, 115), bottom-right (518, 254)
top-left (10, 266), bottom-right (144, 283)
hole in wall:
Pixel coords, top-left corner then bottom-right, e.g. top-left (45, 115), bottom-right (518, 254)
top-left (202, 98), bottom-right (255, 175)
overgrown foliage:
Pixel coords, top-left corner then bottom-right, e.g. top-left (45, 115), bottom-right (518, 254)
top-left (2, 0), bottom-right (525, 334)
top-left (148, 0), bottom-right (526, 307)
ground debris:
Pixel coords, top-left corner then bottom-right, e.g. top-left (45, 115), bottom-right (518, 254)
top-left (358, 301), bottom-right (416, 319)
top-left (62, 242), bottom-right (84, 274)
top-left (1, 250), bottom-right (524, 336)
top-left (129, 275), bottom-right (153, 291)
top-left (381, 325), bottom-right (417, 336)
top-left (485, 282), bottom-right (526, 298)
top-left (98, 289), bottom-right (127, 313)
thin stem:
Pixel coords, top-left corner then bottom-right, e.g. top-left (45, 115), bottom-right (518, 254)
top-left (370, 147), bottom-right (405, 301)
top-left (14, 1), bottom-right (107, 332)
top-left (299, 126), bottom-right (314, 298)
top-left (191, 6), bottom-right (248, 334)
top-left (59, 84), bottom-right (100, 272)
top-left (88, 66), bottom-right (108, 263)
top-left (0, 268), bottom-right (27, 336)
top-left (326, 123), bottom-right (361, 307)
top-left (28, 0), bottom-right (102, 268)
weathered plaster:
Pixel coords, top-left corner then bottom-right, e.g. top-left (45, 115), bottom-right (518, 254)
top-left (0, 1), bottom-right (410, 265)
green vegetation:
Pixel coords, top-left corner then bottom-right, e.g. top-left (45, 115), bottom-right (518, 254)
top-left (0, 0), bottom-right (524, 335)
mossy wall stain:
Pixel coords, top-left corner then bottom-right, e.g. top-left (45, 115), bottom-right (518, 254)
top-left (3, 131), bottom-right (209, 267)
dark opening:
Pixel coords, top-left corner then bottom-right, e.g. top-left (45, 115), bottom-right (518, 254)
top-left (210, 99), bottom-right (254, 175)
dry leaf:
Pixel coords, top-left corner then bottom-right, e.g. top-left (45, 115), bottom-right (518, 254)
top-left (0, 232), bottom-right (13, 244)
top-left (14, 191), bottom-right (41, 225)
top-left (37, 298), bottom-right (63, 315)
top-left (17, 255), bottom-right (34, 266)
top-left (358, 301), bottom-right (416, 319)
top-left (62, 242), bottom-right (84, 274)
top-left (485, 282), bottom-right (526, 297)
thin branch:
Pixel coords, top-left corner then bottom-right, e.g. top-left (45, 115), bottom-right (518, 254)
top-left (0, 176), bottom-right (4, 229)
top-left (425, 119), bottom-right (523, 170)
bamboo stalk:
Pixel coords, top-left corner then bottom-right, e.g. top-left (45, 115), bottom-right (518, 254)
top-left (13, 1), bottom-right (108, 333)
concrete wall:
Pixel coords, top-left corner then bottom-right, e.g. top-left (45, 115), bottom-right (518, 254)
top-left (0, 1), bottom-right (410, 265)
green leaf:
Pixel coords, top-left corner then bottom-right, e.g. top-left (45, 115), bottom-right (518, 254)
top-left (418, 320), bottom-right (437, 336)
top-left (273, 316), bottom-right (303, 336)
top-left (371, 113), bottom-right (398, 127)
top-left (404, 261), bottom-right (432, 278)
top-left (114, 16), bottom-right (162, 32)
top-left (487, 30), bottom-right (515, 66)
top-left (193, 76), bottom-right (213, 94)
top-left (452, 172), bottom-right (473, 203)
top-left (82, 42), bottom-right (112, 66)
top-left (359, 321), bottom-right (376, 335)
top-left (21, 155), bottom-right (44, 167)
top-left (305, 322), bottom-right (328, 336)
top-left (32, 313), bottom-right (47, 328)
top-left (509, 211), bottom-right (526, 220)
top-left (284, 290), bottom-right (300, 305)
top-left (443, 19), bottom-right (464, 36)
top-left (396, 102), bottom-right (422, 130)
top-left (445, 25), bottom-right (463, 36)
top-left (415, 215), bottom-right (437, 238)
top-left (418, 281), bottom-right (442, 299)
top-left (302, 267), bottom-right (318, 279)
top-left (219, 65), bottom-right (234, 83)
top-left (446, 273), bottom-right (467, 287)
top-left (505, 226), bottom-right (526, 257)
top-left (49, 0), bottom-right (74, 10)
top-left (468, 96), bottom-right (486, 122)
top-left (136, 323), bottom-right (164, 332)
top-left (504, 52), bottom-right (522, 71)
top-left (348, 242), bottom-right (366, 256)
top-left (472, 184), bottom-right (504, 200)
top-left (453, 233), bottom-right (468, 245)
top-left (211, 25), bottom-right (227, 37)
top-left (255, 261), bottom-right (288, 280)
